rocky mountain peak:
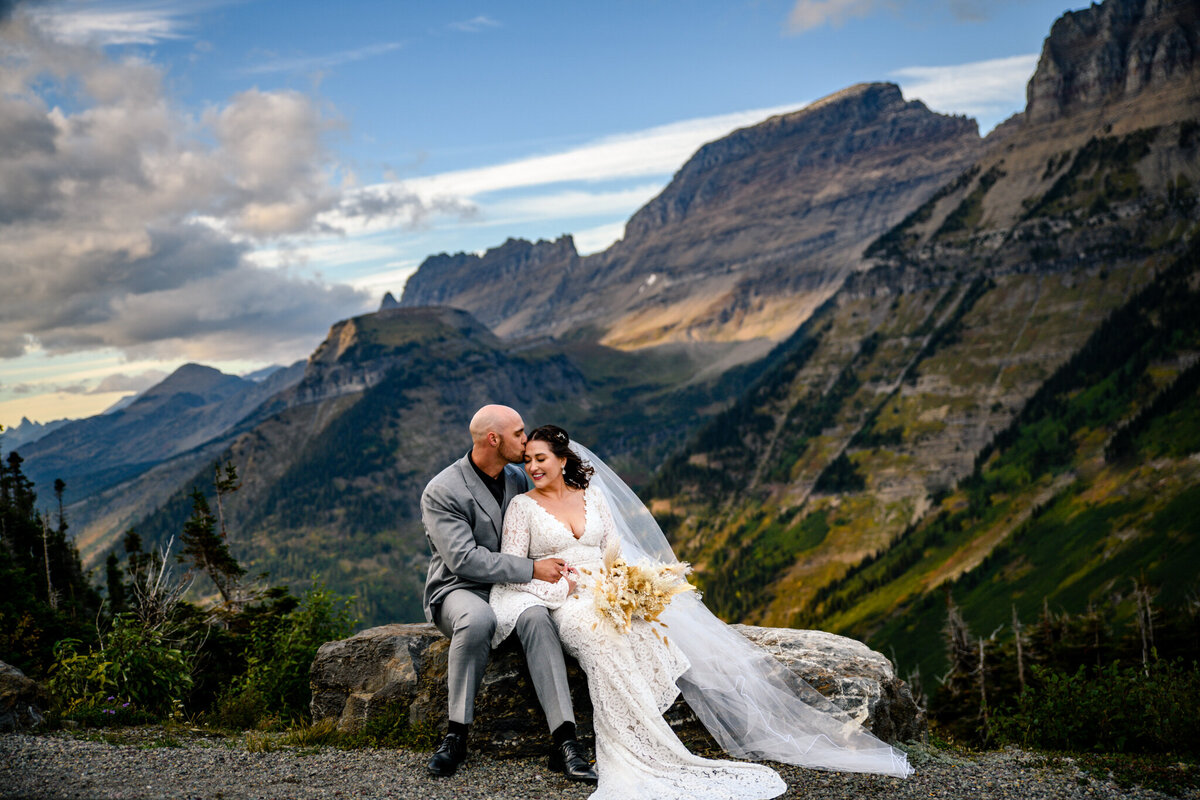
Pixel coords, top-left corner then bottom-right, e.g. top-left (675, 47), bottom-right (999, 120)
top-left (400, 235), bottom-right (578, 311)
top-left (379, 291), bottom-right (400, 311)
top-left (621, 82), bottom-right (967, 242)
top-left (1025, 0), bottom-right (1198, 123)
top-left (308, 306), bottom-right (497, 368)
top-left (393, 83), bottom-right (979, 348)
top-left (136, 363), bottom-right (246, 404)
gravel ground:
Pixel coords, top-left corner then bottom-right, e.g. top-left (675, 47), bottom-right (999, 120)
top-left (3, 729), bottom-right (1196, 800)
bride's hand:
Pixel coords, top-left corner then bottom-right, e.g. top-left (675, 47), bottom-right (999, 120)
top-left (565, 575), bottom-right (578, 596)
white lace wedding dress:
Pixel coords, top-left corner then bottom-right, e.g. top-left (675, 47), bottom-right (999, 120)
top-left (490, 486), bottom-right (786, 800)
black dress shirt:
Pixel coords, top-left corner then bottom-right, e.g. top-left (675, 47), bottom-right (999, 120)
top-left (468, 453), bottom-right (506, 508)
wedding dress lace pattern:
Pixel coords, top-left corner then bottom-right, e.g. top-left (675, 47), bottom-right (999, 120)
top-left (490, 487), bottom-right (787, 800)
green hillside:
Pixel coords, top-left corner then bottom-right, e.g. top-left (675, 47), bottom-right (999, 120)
top-left (646, 109), bottom-right (1200, 683)
top-left (817, 240), bottom-right (1200, 679)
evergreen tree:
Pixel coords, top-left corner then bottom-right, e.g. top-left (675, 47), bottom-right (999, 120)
top-left (178, 487), bottom-right (244, 604)
top-left (212, 460), bottom-right (240, 540)
top-left (53, 478), bottom-right (67, 535)
top-left (0, 452), bottom-right (98, 674)
top-left (105, 552), bottom-right (127, 614)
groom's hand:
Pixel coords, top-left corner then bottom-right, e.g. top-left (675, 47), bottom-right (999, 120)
top-left (533, 558), bottom-right (567, 582)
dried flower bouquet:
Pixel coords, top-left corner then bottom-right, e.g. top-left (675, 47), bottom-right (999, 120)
top-left (581, 537), bottom-right (696, 636)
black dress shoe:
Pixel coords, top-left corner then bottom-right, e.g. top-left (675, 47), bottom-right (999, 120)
top-left (549, 738), bottom-right (598, 783)
top-left (426, 732), bottom-right (467, 777)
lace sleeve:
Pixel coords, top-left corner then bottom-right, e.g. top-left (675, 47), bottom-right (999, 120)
top-left (501, 496), bottom-right (569, 602)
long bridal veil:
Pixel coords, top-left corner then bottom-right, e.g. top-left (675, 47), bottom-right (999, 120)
top-left (573, 443), bottom-right (913, 778)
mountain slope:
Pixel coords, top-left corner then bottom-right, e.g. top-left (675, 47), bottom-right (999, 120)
top-left (402, 83), bottom-right (981, 350)
top-left (20, 363), bottom-right (304, 505)
top-left (820, 240), bottom-right (1200, 678)
top-left (644, 0), bottom-right (1200, 674)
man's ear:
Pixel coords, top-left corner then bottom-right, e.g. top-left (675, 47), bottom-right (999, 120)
top-left (487, 431), bottom-right (499, 447)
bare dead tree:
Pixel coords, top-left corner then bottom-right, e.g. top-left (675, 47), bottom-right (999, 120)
top-left (130, 536), bottom-right (193, 630)
top-left (906, 664), bottom-right (926, 713)
top-left (1132, 580), bottom-right (1158, 676)
top-left (41, 516), bottom-right (58, 610)
top-left (942, 597), bottom-right (974, 684)
top-left (1012, 604), bottom-right (1026, 692)
top-left (976, 637), bottom-right (988, 721)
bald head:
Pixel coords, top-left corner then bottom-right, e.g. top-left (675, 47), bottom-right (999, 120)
top-left (470, 404), bottom-right (521, 443)
top-left (468, 404), bottom-right (527, 472)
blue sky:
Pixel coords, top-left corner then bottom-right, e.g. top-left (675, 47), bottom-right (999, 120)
top-left (0, 0), bottom-right (1076, 427)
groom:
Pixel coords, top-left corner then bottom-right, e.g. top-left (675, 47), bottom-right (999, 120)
top-left (420, 404), bottom-right (597, 781)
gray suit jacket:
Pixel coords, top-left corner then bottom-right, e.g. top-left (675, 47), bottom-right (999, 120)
top-left (421, 453), bottom-right (534, 622)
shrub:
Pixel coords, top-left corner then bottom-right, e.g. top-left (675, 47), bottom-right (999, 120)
top-left (49, 615), bottom-right (193, 719)
top-left (992, 660), bottom-right (1200, 755)
top-left (217, 580), bottom-right (354, 726)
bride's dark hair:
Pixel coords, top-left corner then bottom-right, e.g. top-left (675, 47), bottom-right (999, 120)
top-left (528, 425), bottom-right (594, 489)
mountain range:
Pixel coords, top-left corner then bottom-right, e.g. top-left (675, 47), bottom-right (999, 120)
top-left (401, 82), bottom-right (980, 350)
top-left (14, 0), bottom-right (1199, 654)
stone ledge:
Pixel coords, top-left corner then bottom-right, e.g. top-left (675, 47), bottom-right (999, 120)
top-left (310, 622), bottom-right (925, 756)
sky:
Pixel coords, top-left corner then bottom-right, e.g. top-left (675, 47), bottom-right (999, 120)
top-left (0, 0), bottom-right (1080, 428)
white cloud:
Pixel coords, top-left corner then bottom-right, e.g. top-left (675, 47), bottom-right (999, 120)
top-left (891, 53), bottom-right (1038, 125)
top-left (448, 15), bottom-right (501, 33)
top-left (246, 239), bottom-right (402, 271)
top-left (89, 369), bottom-right (167, 393)
top-left (787, 0), bottom-right (998, 33)
top-left (242, 41), bottom-right (404, 75)
top-left (494, 184), bottom-right (664, 221)
top-left (788, 0), bottom-right (883, 33)
top-left (25, 0), bottom-right (225, 45)
top-left (368, 102), bottom-right (803, 204)
top-left (0, 15), bottom-right (370, 362)
top-left (572, 221), bottom-right (626, 256)
top-left (346, 262), bottom-right (420, 297)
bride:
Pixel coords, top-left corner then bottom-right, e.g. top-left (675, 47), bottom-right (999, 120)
top-left (489, 425), bottom-right (912, 799)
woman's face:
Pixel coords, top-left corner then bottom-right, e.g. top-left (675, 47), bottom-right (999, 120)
top-left (524, 439), bottom-right (567, 489)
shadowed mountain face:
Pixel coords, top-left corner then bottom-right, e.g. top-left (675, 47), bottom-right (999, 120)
top-left (20, 363), bottom-right (304, 506)
top-left (644, 0), bottom-right (1200, 679)
top-left (401, 83), bottom-right (981, 350)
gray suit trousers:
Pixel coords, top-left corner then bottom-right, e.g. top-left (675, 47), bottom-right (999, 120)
top-left (434, 588), bottom-right (574, 731)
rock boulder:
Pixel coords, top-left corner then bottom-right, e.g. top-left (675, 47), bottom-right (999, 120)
top-left (310, 622), bottom-right (924, 756)
top-left (0, 660), bottom-right (47, 732)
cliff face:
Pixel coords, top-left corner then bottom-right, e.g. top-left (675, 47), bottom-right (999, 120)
top-left (399, 237), bottom-right (580, 337)
top-left (1026, 0), bottom-right (1198, 124)
top-left (400, 83), bottom-right (981, 349)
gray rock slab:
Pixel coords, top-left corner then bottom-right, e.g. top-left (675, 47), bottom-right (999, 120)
top-left (310, 622), bottom-right (925, 756)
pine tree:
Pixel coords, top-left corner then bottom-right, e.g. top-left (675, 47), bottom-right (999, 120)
top-left (212, 461), bottom-right (240, 541)
top-left (53, 478), bottom-right (67, 535)
top-left (105, 552), bottom-right (127, 614)
top-left (178, 488), bottom-right (244, 604)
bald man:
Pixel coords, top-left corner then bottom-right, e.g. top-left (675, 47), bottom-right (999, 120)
top-left (420, 405), bottom-right (596, 781)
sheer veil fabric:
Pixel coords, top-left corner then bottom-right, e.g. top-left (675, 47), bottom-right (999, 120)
top-left (572, 443), bottom-right (913, 779)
